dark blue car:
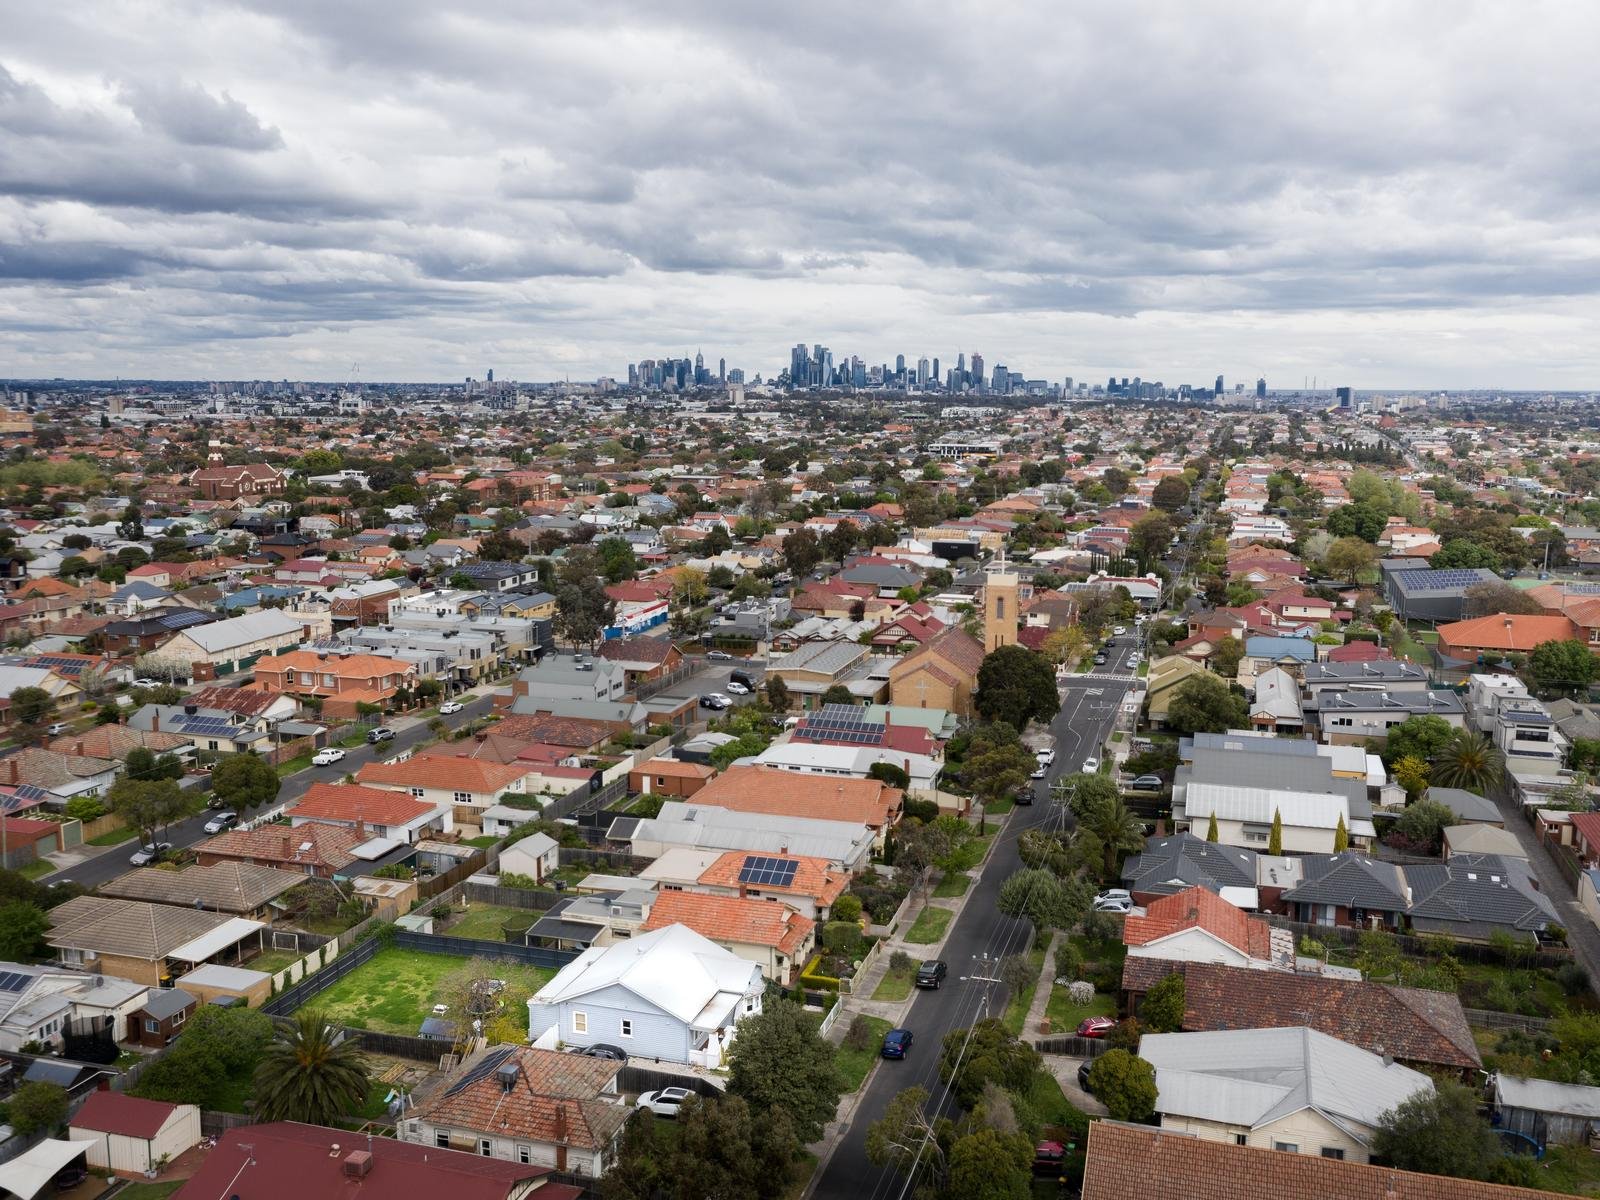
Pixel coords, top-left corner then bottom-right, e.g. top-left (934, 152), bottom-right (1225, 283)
top-left (881, 1028), bottom-right (913, 1059)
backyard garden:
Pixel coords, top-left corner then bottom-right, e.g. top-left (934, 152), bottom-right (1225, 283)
top-left (308, 947), bottom-right (555, 1039)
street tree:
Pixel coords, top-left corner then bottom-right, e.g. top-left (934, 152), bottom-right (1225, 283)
top-left (1151, 475), bottom-right (1189, 512)
top-left (866, 1086), bottom-right (950, 1191)
top-left (960, 722), bottom-right (1038, 832)
top-left (945, 1128), bottom-right (1034, 1200)
top-left (209, 751), bottom-right (279, 812)
top-left (975, 645), bottom-right (1060, 731)
top-left (108, 777), bottom-right (188, 847)
top-left (1165, 673), bottom-right (1248, 736)
top-left (727, 999), bottom-right (840, 1142)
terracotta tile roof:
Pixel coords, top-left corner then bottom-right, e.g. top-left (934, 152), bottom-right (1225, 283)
top-left (100, 861), bottom-right (303, 912)
top-left (200, 822), bottom-right (366, 872)
top-left (357, 756), bottom-right (532, 796)
top-left (413, 1046), bottom-right (628, 1154)
top-left (698, 850), bottom-right (849, 906)
top-left (1122, 885), bottom-right (1272, 960)
top-left (266, 650), bottom-right (413, 677)
top-left (921, 626), bottom-right (985, 677)
top-left (1119, 959), bottom-right (1480, 1072)
top-left (597, 636), bottom-right (677, 666)
top-left (642, 890), bottom-right (814, 957)
top-left (46, 724), bottom-right (192, 761)
top-left (293, 782), bottom-right (439, 826)
top-left (1082, 1120), bottom-right (1566, 1200)
top-left (1437, 613), bottom-right (1580, 654)
top-left (630, 757), bottom-right (714, 779)
top-left (492, 714), bottom-right (613, 748)
top-left (689, 766), bottom-right (902, 828)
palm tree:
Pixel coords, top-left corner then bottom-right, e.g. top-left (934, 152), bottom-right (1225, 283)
top-left (253, 1010), bottom-right (369, 1126)
top-left (1431, 730), bottom-right (1506, 793)
top-left (1080, 796), bottom-right (1147, 882)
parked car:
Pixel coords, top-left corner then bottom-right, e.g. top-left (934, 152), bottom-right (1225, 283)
top-left (1015, 785), bottom-right (1036, 806)
top-left (129, 841), bottom-right (172, 866)
top-left (574, 1043), bottom-right (627, 1061)
top-left (438, 700), bottom-right (464, 715)
top-left (881, 1028), bottom-right (914, 1059)
top-left (725, 680), bottom-right (750, 696)
top-left (915, 960), bottom-right (948, 989)
top-left (699, 693), bottom-right (730, 710)
top-left (45, 722), bottom-right (69, 736)
top-left (1093, 895), bottom-right (1133, 914)
top-left (203, 811), bottom-right (238, 834)
top-left (1093, 653), bottom-right (1108, 665)
top-left (1035, 748), bottom-right (1055, 765)
top-left (1096, 888), bottom-right (1132, 904)
top-left (1033, 1140), bottom-right (1067, 1174)
top-left (1077, 1060), bottom-right (1094, 1093)
top-left (366, 726), bottom-right (396, 744)
top-left (729, 670), bottom-right (756, 689)
top-left (636, 1087), bottom-right (693, 1118)
top-left (311, 747), bottom-right (346, 766)
top-left (132, 677), bottom-right (160, 688)
top-left (1112, 625), bottom-right (1127, 636)
top-left (707, 650), bottom-right (733, 661)
top-left (1130, 774), bottom-right (1164, 791)
top-left (1030, 761), bottom-right (1047, 779)
top-left (1076, 1016), bottom-right (1116, 1039)
top-left (1082, 756), bottom-right (1099, 773)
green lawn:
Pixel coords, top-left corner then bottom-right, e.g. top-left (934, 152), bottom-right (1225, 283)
top-left (984, 795), bottom-right (1015, 817)
top-left (115, 1184), bottom-right (184, 1200)
top-left (1021, 1067), bottom-right (1087, 1129)
top-left (462, 834), bottom-right (500, 848)
top-left (309, 947), bottom-right (555, 1035)
top-left (835, 1015), bottom-right (893, 1092)
top-left (1045, 984), bottom-right (1116, 1034)
top-left (16, 858), bottom-right (54, 879)
top-left (444, 905), bottom-right (536, 942)
top-left (87, 823), bottom-right (140, 847)
top-left (904, 907), bottom-right (953, 945)
top-left (276, 752), bottom-right (316, 777)
top-left (249, 948), bottom-right (304, 974)
top-left (932, 872), bottom-right (971, 898)
top-left (873, 961), bottom-right (916, 1001)
top-left (1001, 948), bottom-right (1047, 1036)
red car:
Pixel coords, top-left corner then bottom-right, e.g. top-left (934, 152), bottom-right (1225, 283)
top-left (1077, 1016), bottom-right (1116, 1038)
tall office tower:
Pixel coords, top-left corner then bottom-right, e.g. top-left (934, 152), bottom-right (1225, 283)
top-left (719, 357), bottom-right (726, 383)
top-left (1335, 386), bottom-right (1353, 408)
top-left (729, 368), bottom-right (746, 384)
top-left (992, 365), bottom-right (1008, 393)
top-left (1064, 377), bottom-right (1073, 393)
top-left (916, 357), bottom-right (930, 387)
top-left (932, 357), bottom-right (939, 383)
top-left (971, 353), bottom-right (984, 392)
top-left (1215, 374), bottom-right (1224, 395)
top-left (1256, 377), bottom-right (1267, 399)
top-left (957, 351), bottom-right (966, 377)
top-left (486, 368), bottom-right (494, 383)
top-left (627, 364), bottom-right (638, 387)
top-left (791, 344), bottom-right (808, 385)
top-left (853, 358), bottom-right (866, 387)
top-left (695, 350), bottom-right (704, 383)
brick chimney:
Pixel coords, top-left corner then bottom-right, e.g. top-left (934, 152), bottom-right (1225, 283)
top-left (150, 710), bottom-right (158, 732)
top-left (6, 758), bottom-right (16, 785)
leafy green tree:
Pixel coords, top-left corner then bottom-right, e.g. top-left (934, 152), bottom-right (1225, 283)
top-left (594, 536), bottom-right (638, 583)
top-left (10, 686), bottom-right (53, 727)
top-left (1206, 812), bottom-right (1219, 842)
top-left (1462, 581), bottom-right (1544, 619)
top-left (1128, 512), bottom-right (1176, 570)
top-left (1530, 639), bottom-right (1599, 694)
top-left (1430, 540), bottom-right (1504, 571)
top-left (253, 1010), bottom-right (370, 1125)
top-left (1087, 1048), bottom-right (1158, 1121)
top-left (1268, 807), bottom-right (1283, 854)
top-left (209, 751), bottom-right (279, 812)
top-left (1323, 536), bottom-right (1378, 584)
top-left (1391, 798), bottom-right (1455, 853)
top-left (124, 746), bottom-right (184, 782)
top-left (975, 645), bottom-right (1061, 731)
top-left (1382, 714), bottom-right (1458, 766)
top-left (996, 868), bottom-right (1084, 939)
top-left (7, 1080), bottom-right (67, 1135)
top-left (945, 1128), bottom-right (1034, 1200)
top-left (961, 722), bottom-right (1038, 832)
top-left (1077, 794), bottom-right (1147, 882)
top-left (1392, 754), bottom-right (1431, 799)
top-left (727, 999), bottom-right (840, 1142)
top-left (765, 676), bottom-right (791, 712)
top-left (939, 1018), bottom-right (1041, 1109)
top-left (0, 900), bottom-right (49, 960)
top-left (108, 776), bottom-right (187, 847)
top-left (1151, 475), bottom-right (1189, 512)
top-left (604, 1093), bottom-right (799, 1200)
top-left (1060, 772), bottom-right (1120, 821)
top-left (1372, 1080), bottom-right (1500, 1181)
top-left (1326, 503), bottom-right (1387, 542)
top-left (1140, 972), bottom-right (1186, 1033)
top-left (820, 684), bottom-right (855, 707)
top-left (132, 1005), bottom-right (274, 1107)
top-left (781, 528), bottom-right (821, 577)
top-left (1432, 730), bottom-right (1506, 793)
top-left (1210, 636), bottom-right (1244, 679)
top-left (1164, 673), bottom-right (1247, 735)
top-left (1334, 814), bottom-right (1349, 852)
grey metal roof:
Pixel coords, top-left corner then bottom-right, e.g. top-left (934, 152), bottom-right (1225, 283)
top-left (1304, 688), bottom-right (1464, 715)
top-left (1281, 853), bottom-right (1409, 911)
top-left (140, 988), bottom-right (196, 1020)
top-left (1426, 786), bottom-right (1501, 824)
top-left (1303, 660), bottom-right (1431, 685)
top-left (1495, 1075), bottom-right (1600, 1120)
top-left (1122, 832), bottom-right (1257, 896)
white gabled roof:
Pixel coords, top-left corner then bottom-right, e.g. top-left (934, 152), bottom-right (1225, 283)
top-left (178, 608), bottom-right (303, 654)
top-left (1184, 781), bottom-right (1349, 830)
top-left (529, 923), bottom-right (760, 1025)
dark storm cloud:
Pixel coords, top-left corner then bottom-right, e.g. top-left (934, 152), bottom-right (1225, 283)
top-left (2, 2), bottom-right (1599, 383)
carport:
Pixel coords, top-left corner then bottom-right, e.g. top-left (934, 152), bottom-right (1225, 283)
top-left (0, 1138), bottom-right (90, 1199)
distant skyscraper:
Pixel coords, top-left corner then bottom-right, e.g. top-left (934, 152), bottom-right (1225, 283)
top-left (971, 353), bottom-right (984, 392)
top-left (1335, 386), bottom-right (1353, 407)
top-left (1214, 374), bottom-right (1224, 394)
top-left (895, 354), bottom-right (906, 378)
top-left (718, 357), bottom-right (726, 383)
top-left (486, 368), bottom-right (494, 383)
top-left (916, 357), bottom-right (930, 387)
top-left (1256, 377), bottom-right (1267, 398)
top-left (791, 343), bottom-right (808, 386)
top-left (932, 357), bottom-right (939, 383)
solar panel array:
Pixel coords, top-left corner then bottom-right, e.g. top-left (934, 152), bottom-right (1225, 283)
top-left (738, 855), bottom-right (800, 887)
top-left (156, 609), bottom-right (213, 630)
top-left (0, 971), bottom-right (30, 992)
top-left (10, 784), bottom-right (50, 803)
top-left (180, 717), bottom-right (238, 738)
top-left (29, 655), bottom-right (89, 676)
top-left (444, 1045), bottom-right (514, 1096)
top-left (793, 703), bottom-right (887, 746)
top-left (1401, 569), bottom-right (1497, 591)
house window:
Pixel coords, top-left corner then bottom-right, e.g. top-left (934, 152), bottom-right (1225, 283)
top-left (208, 741), bottom-right (220, 752)
top-left (1321, 1148), bottom-right (1345, 1160)
top-left (1234, 1134), bottom-right (1247, 1146)
top-left (411, 787), bottom-right (425, 798)
top-left (454, 791), bottom-right (473, 804)
top-left (435, 1131), bottom-right (449, 1149)
top-left (1274, 1142), bottom-right (1298, 1153)
top-left (145, 1019), bottom-right (160, 1034)
top-left (479, 1138), bottom-right (493, 1157)
top-left (518, 1145), bottom-right (532, 1165)
top-left (172, 1008), bottom-right (185, 1025)
top-left (572, 1011), bottom-right (588, 1034)
top-left (620, 1019), bottom-right (633, 1038)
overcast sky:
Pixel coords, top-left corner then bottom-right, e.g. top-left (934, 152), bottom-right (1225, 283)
top-left (2, 2), bottom-right (1597, 388)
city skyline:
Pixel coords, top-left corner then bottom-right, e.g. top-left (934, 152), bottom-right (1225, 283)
top-left (3, 4), bottom-right (1599, 388)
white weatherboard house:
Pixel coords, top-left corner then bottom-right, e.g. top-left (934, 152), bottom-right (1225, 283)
top-left (527, 923), bottom-right (763, 1067)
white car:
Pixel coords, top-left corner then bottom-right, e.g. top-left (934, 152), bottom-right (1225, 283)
top-left (1035, 748), bottom-right (1055, 765)
top-left (129, 841), bottom-right (172, 866)
top-left (1030, 762), bottom-right (1047, 779)
top-left (1096, 888), bottom-right (1132, 904)
top-left (132, 677), bottom-right (160, 688)
top-left (1082, 756), bottom-right (1099, 773)
top-left (1093, 895), bottom-right (1134, 914)
top-left (1113, 625), bottom-right (1126, 636)
top-left (438, 701), bottom-right (464, 715)
top-left (636, 1087), bottom-right (693, 1118)
top-left (724, 680), bottom-right (750, 696)
top-left (311, 747), bottom-right (346, 766)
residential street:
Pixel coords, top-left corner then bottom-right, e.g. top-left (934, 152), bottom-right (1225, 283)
top-left (808, 637), bottom-right (1140, 1200)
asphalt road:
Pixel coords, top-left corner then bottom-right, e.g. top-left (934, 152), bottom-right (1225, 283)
top-left (50, 690), bottom-right (501, 889)
top-left (812, 637), bottom-right (1141, 1200)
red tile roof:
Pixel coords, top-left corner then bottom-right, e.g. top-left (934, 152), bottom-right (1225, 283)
top-left (200, 823), bottom-right (366, 872)
top-left (292, 783), bottom-right (437, 827)
top-left (357, 756), bottom-right (531, 796)
top-left (1122, 885), bottom-right (1271, 960)
top-left (72, 1090), bottom-right (180, 1139)
top-left (1082, 1121), bottom-right (1566, 1200)
top-left (642, 890), bottom-right (814, 957)
top-left (698, 850), bottom-right (849, 906)
top-left (412, 1047), bottom-right (627, 1153)
top-left (689, 766), bottom-right (902, 828)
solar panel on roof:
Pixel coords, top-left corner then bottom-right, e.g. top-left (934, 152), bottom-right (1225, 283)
top-left (444, 1045), bottom-right (515, 1096)
top-left (181, 718), bottom-right (239, 737)
top-left (738, 855), bottom-right (799, 887)
top-left (0, 971), bottom-right (28, 992)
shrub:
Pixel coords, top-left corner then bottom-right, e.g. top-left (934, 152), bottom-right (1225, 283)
top-left (822, 922), bottom-right (866, 957)
top-left (1298, 935), bottom-right (1327, 959)
top-left (1557, 962), bottom-right (1591, 996)
top-left (832, 894), bottom-right (863, 924)
top-left (889, 949), bottom-right (912, 973)
top-left (902, 797), bottom-right (940, 824)
top-left (1054, 940), bottom-right (1084, 983)
top-left (843, 1015), bottom-right (877, 1052)
top-left (1140, 974), bottom-right (1185, 1033)
top-left (1068, 980), bottom-right (1094, 1006)
top-left (1080, 911), bottom-right (1121, 944)
top-left (497, 872), bottom-right (539, 890)
top-left (1087, 1049), bottom-right (1157, 1121)
top-left (1107, 1017), bottom-right (1143, 1051)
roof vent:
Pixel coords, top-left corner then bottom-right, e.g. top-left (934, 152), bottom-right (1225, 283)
top-left (342, 1150), bottom-right (373, 1178)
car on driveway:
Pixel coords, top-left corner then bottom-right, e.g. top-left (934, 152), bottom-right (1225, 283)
top-left (311, 747), bottom-right (346, 766)
top-left (915, 960), bottom-right (948, 989)
top-left (366, 726), bottom-right (396, 744)
top-left (1093, 894), bottom-right (1133, 914)
top-left (574, 1043), bottom-right (627, 1062)
top-left (881, 1028), bottom-right (914, 1059)
top-left (1077, 1016), bottom-right (1116, 1039)
top-left (438, 701), bottom-right (464, 715)
top-left (699, 693), bottom-right (731, 710)
top-left (129, 841), bottom-right (172, 866)
top-left (133, 677), bottom-right (160, 688)
top-left (636, 1087), bottom-right (693, 1118)
top-left (724, 680), bottom-right (750, 696)
top-left (1077, 1060), bottom-right (1095, 1093)
top-left (203, 811), bottom-right (238, 834)
top-left (1129, 774), bottom-right (1164, 791)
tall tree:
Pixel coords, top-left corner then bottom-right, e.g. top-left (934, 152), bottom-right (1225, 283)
top-left (1372, 1080), bottom-right (1500, 1181)
top-left (726, 999), bottom-right (840, 1142)
top-left (1431, 729), bottom-right (1506, 793)
top-left (209, 752), bottom-right (279, 812)
top-left (975, 645), bottom-right (1060, 730)
top-left (1165, 673), bottom-right (1247, 735)
top-left (1151, 475), bottom-right (1189, 512)
top-left (1128, 512), bottom-right (1176, 570)
top-left (1530, 639), bottom-right (1599, 694)
top-left (781, 528), bottom-right (821, 577)
top-left (1322, 536), bottom-right (1378, 584)
top-left (0, 900), bottom-right (49, 960)
top-left (960, 722), bottom-right (1038, 832)
top-left (108, 777), bottom-right (188, 847)
top-left (252, 1010), bottom-right (369, 1125)
top-left (1078, 794), bottom-right (1147, 882)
